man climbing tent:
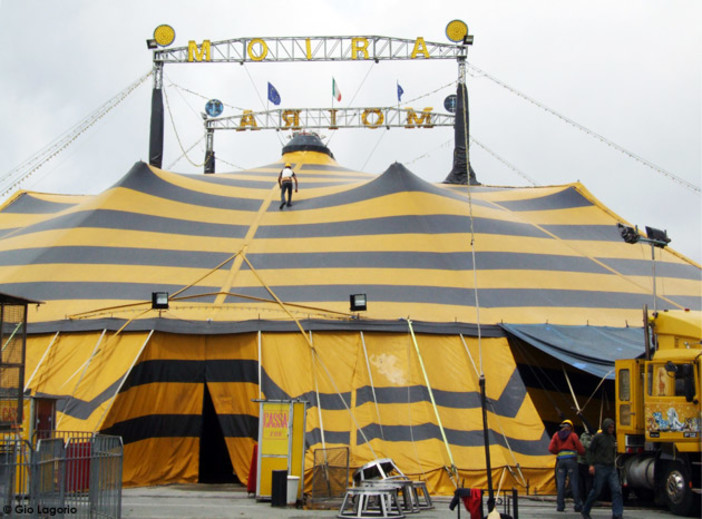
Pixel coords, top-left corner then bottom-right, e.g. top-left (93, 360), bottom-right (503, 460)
top-left (278, 162), bottom-right (298, 209)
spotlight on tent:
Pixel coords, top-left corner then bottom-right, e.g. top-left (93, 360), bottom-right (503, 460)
top-left (151, 291), bottom-right (169, 310)
top-left (617, 223), bottom-right (640, 244)
top-left (617, 222), bottom-right (672, 314)
top-left (350, 293), bottom-right (367, 312)
top-left (645, 226), bottom-right (671, 248)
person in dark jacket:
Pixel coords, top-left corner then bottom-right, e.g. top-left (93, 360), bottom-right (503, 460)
top-left (549, 419), bottom-right (586, 512)
top-left (581, 418), bottom-right (623, 519)
top-left (576, 411), bottom-right (596, 500)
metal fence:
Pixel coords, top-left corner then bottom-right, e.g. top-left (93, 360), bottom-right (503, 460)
top-left (308, 446), bottom-right (349, 509)
top-left (0, 432), bottom-right (122, 519)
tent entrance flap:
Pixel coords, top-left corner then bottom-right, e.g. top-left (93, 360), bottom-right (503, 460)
top-left (500, 323), bottom-right (645, 380)
top-left (199, 385), bottom-right (237, 483)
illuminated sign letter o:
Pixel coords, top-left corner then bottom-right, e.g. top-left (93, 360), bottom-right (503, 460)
top-left (247, 38), bottom-right (269, 61)
top-left (361, 109), bottom-right (384, 128)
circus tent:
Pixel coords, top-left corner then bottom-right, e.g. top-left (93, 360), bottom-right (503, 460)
top-left (1, 134), bottom-right (699, 491)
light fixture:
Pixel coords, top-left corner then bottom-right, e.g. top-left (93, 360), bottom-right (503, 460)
top-left (617, 223), bottom-right (640, 244)
top-left (350, 293), bottom-right (367, 312)
top-left (146, 39), bottom-right (158, 50)
top-left (645, 226), bottom-right (671, 248)
top-left (617, 222), bottom-right (671, 313)
top-left (152, 292), bottom-right (169, 310)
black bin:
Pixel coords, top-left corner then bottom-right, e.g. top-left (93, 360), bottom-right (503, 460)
top-left (271, 470), bottom-right (288, 507)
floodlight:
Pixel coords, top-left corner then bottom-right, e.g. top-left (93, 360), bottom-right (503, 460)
top-left (350, 294), bottom-right (367, 312)
top-left (645, 226), bottom-right (671, 248)
top-left (146, 39), bottom-right (158, 50)
top-left (617, 223), bottom-right (640, 244)
top-left (152, 292), bottom-right (169, 310)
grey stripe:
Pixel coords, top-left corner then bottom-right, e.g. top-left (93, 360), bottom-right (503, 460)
top-left (0, 282), bottom-right (219, 302)
top-left (0, 247), bottom-right (618, 276)
top-left (354, 423), bottom-right (550, 455)
top-left (306, 428), bottom-right (350, 447)
top-left (356, 386), bottom-right (483, 409)
top-left (6, 281), bottom-right (695, 311)
top-left (542, 224), bottom-right (622, 242)
top-left (256, 215), bottom-right (549, 239)
top-left (246, 251), bottom-right (611, 274)
top-left (27, 318), bottom-right (502, 337)
top-left (8, 209), bottom-right (249, 239)
top-left (598, 257), bottom-right (701, 279)
top-left (117, 162), bottom-right (261, 210)
top-left (666, 295), bottom-right (702, 309)
top-left (224, 284), bottom-right (688, 311)
top-left (2, 194), bottom-right (78, 214)
top-left (0, 246), bottom-right (233, 268)
top-left (355, 369), bottom-right (527, 418)
top-left (496, 187), bottom-right (592, 211)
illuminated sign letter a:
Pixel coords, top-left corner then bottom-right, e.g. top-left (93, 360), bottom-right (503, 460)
top-left (410, 37), bottom-right (430, 59)
top-left (237, 110), bottom-right (259, 131)
top-left (188, 40), bottom-right (211, 62)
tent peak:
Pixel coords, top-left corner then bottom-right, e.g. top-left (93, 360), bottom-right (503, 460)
top-left (282, 132), bottom-right (333, 158)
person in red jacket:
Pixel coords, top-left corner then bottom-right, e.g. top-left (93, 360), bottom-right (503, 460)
top-left (549, 419), bottom-right (586, 512)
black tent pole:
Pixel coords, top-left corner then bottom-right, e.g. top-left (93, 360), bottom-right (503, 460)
top-left (148, 61), bottom-right (164, 169)
top-left (480, 374), bottom-right (495, 513)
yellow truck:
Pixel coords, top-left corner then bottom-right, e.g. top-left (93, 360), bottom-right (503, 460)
top-left (615, 309), bottom-right (701, 516)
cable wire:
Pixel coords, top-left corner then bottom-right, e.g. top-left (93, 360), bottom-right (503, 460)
top-left (467, 62), bottom-right (700, 194)
top-left (0, 70), bottom-right (152, 198)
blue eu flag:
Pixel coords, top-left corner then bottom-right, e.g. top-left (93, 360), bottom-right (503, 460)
top-left (267, 82), bottom-right (281, 105)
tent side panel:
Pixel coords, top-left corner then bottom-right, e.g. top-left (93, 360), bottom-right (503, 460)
top-left (101, 333), bottom-right (206, 486)
top-left (205, 333), bottom-right (261, 485)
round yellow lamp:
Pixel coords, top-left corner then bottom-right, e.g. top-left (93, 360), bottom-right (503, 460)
top-left (153, 24), bottom-right (176, 47)
top-left (445, 20), bottom-right (468, 43)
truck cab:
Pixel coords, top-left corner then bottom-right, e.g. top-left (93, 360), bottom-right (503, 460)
top-left (615, 309), bottom-right (701, 516)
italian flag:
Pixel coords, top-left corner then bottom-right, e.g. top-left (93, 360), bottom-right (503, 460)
top-left (332, 78), bottom-right (342, 102)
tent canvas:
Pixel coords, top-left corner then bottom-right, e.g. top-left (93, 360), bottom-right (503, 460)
top-left (2, 135), bottom-right (700, 493)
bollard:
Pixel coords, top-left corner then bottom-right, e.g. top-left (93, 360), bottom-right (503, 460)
top-left (271, 470), bottom-right (287, 507)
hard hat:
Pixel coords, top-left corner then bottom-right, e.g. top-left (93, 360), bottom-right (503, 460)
top-left (285, 163), bottom-right (291, 167)
top-left (560, 419), bottom-right (573, 428)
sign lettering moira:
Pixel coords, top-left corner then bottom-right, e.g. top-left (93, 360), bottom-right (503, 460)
top-left (229, 107), bottom-right (440, 131)
top-left (182, 35), bottom-right (459, 63)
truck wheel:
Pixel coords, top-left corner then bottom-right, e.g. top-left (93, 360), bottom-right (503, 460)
top-left (662, 460), bottom-right (698, 516)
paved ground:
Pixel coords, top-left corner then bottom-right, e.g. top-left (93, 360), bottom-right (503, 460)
top-left (121, 484), bottom-right (673, 519)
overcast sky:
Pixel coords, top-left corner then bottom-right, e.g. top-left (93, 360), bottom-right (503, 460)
top-left (0, 0), bottom-right (700, 264)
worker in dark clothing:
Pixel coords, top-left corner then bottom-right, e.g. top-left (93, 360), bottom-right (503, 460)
top-left (549, 419), bottom-right (585, 512)
top-left (576, 412), bottom-right (596, 501)
top-left (581, 418), bottom-right (623, 519)
top-left (277, 162), bottom-right (298, 209)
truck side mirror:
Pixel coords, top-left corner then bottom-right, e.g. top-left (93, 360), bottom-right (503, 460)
top-left (680, 364), bottom-right (696, 403)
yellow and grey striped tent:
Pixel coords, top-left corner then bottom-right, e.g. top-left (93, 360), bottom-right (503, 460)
top-left (1, 135), bottom-right (699, 492)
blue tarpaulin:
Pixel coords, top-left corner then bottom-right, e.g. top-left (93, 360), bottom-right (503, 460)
top-left (500, 323), bottom-right (645, 380)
